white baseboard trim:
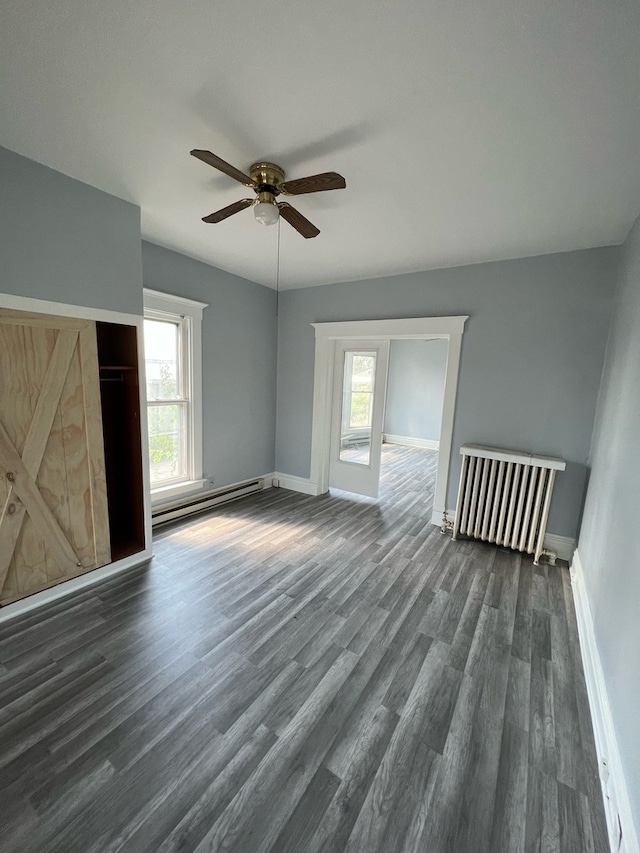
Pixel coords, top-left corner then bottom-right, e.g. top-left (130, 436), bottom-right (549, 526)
top-left (542, 532), bottom-right (576, 563)
top-left (272, 473), bottom-right (323, 496)
top-left (570, 550), bottom-right (639, 853)
top-left (383, 434), bottom-right (439, 451)
top-left (428, 509), bottom-right (575, 562)
top-left (430, 508), bottom-right (452, 528)
top-left (0, 549), bottom-right (153, 624)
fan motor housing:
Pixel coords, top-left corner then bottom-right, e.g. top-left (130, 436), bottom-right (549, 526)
top-left (250, 162), bottom-right (285, 194)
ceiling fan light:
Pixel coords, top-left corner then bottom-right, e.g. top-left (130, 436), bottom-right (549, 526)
top-left (254, 201), bottom-right (279, 227)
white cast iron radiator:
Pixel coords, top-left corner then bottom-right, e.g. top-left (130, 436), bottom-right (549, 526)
top-left (452, 444), bottom-right (566, 564)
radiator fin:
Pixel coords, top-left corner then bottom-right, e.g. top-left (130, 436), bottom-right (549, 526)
top-left (453, 444), bottom-right (565, 564)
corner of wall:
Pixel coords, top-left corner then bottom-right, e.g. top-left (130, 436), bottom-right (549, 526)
top-left (570, 549), bottom-right (640, 853)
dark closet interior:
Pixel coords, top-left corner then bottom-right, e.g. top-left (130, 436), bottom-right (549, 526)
top-left (96, 321), bottom-right (146, 562)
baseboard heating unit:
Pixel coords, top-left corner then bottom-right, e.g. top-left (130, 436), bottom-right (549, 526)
top-left (152, 478), bottom-right (265, 528)
top-left (452, 444), bottom-right (565, 565)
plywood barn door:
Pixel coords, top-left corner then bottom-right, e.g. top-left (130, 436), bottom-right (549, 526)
top-left (0, 308), bottom-right (111, 605)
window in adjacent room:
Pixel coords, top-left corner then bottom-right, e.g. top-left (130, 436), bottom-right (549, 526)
top-left (143, 289), bottom-right (208, 501)
top-left (347, 352), bottom-right (376, 429)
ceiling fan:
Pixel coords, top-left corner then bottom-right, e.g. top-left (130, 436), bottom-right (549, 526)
top-left (190, 150), bottom-right (346, 239)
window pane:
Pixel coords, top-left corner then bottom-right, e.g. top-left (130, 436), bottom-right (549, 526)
top-left (350, 392), bottom-right (373, 427)
top-left (351, 355), bottom-right (375, 392)
top-left (144, 319), bottom-right (179, 400)
top-left (147, 404), bottom-right (188, 486)
top-left (339, 351), bottom-right (376, 466)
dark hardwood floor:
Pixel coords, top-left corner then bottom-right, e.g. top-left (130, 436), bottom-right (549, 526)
top-left (0, 445), bottom-right (609, 852)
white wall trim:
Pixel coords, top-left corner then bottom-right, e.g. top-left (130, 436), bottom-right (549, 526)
top-left (570, 550), bottom-right (639, 853)
top-left (143, 288), bottom-right (208, 494)
top-left (311, 316), bottom-right (468, 340)
top-left (0, 291), bottom-right (143, 327)
top-left (0, 549), bottom-right (153, 623)
top-left (272, 473), bottom-right (322, 496)
top-left (430, 507), bottom-right (453, 528)
top-left (309, 316), bottom-right (468, 511)
top-left (383, 434), bottom-right (439, 451)
top-left (543, 532), bottom-right (576, 563)
top-left (143, 288), bottom-right (208, 316)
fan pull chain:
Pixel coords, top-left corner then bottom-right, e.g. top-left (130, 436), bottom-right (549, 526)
top-left (276, 216), bottom-right (281, 317)
top-left (274, 216), bottom-right (281, 408)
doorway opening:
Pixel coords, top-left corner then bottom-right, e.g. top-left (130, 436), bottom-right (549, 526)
top-left (309, 316), bottom-right (468, 526)
top-left (376, 336), bottom-right (448, 510)
top-left (377, 441), bottom-right (440, 515)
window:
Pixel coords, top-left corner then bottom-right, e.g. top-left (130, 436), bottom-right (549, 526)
top-left (347, 353), bottom-right (376, 428)
top-left (341, 351), bottom-right (376, 437)
top-left (143, 289), bottom-right (208, 501)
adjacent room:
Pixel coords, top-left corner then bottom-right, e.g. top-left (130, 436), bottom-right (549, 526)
top-left (1, 1), bottom-right (639, 851)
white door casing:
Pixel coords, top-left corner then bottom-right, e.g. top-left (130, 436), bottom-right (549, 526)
top-left (329, 340), bottom-right (390, 498)
top-left (309, 316), bottom-right (468, 524)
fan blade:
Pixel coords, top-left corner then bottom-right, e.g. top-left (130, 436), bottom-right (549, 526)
top-left (278, 203), bottom-right (320, 238)
top-left (281, 171), bottom-right (346, 195)
top-left (190, 150), bottom-right (256, 187)
top-left (202, 199), bottom-right (254, 223)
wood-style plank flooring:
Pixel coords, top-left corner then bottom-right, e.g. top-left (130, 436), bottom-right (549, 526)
top-left (0, 445), bottom-right (609, 852)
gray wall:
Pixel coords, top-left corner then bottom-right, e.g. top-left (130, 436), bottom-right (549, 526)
top-left (384, 339), bottom-right (447, 442)
top-left (0, 147), bottom-right (277, 492)
top-left (577, 215), bottom-right (640, 834)
top-left (142, 242), bottom-right (277, 488)
top-left (275, 248), bottom-right (617, 537)
top-left (1, 146), bottom-right (143, 315)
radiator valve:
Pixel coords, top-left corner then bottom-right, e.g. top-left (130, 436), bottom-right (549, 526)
top-left (537, 548), bottom-right (558, 566)
top-left (440, 511), bottom-right (454, 535)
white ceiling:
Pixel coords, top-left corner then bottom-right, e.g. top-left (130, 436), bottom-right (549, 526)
top-left (2, 0), bottom-right (640, 289)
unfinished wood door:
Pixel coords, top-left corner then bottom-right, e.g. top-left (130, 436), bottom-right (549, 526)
top-left (0, 308), bottom-right (111, 605)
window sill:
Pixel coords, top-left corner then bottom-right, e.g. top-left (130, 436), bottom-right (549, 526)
top-left (150, 479), bottom-right (207, 505)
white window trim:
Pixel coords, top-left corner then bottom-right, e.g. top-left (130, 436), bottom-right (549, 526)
top-left (143, 288), bottom-right (208, 503)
